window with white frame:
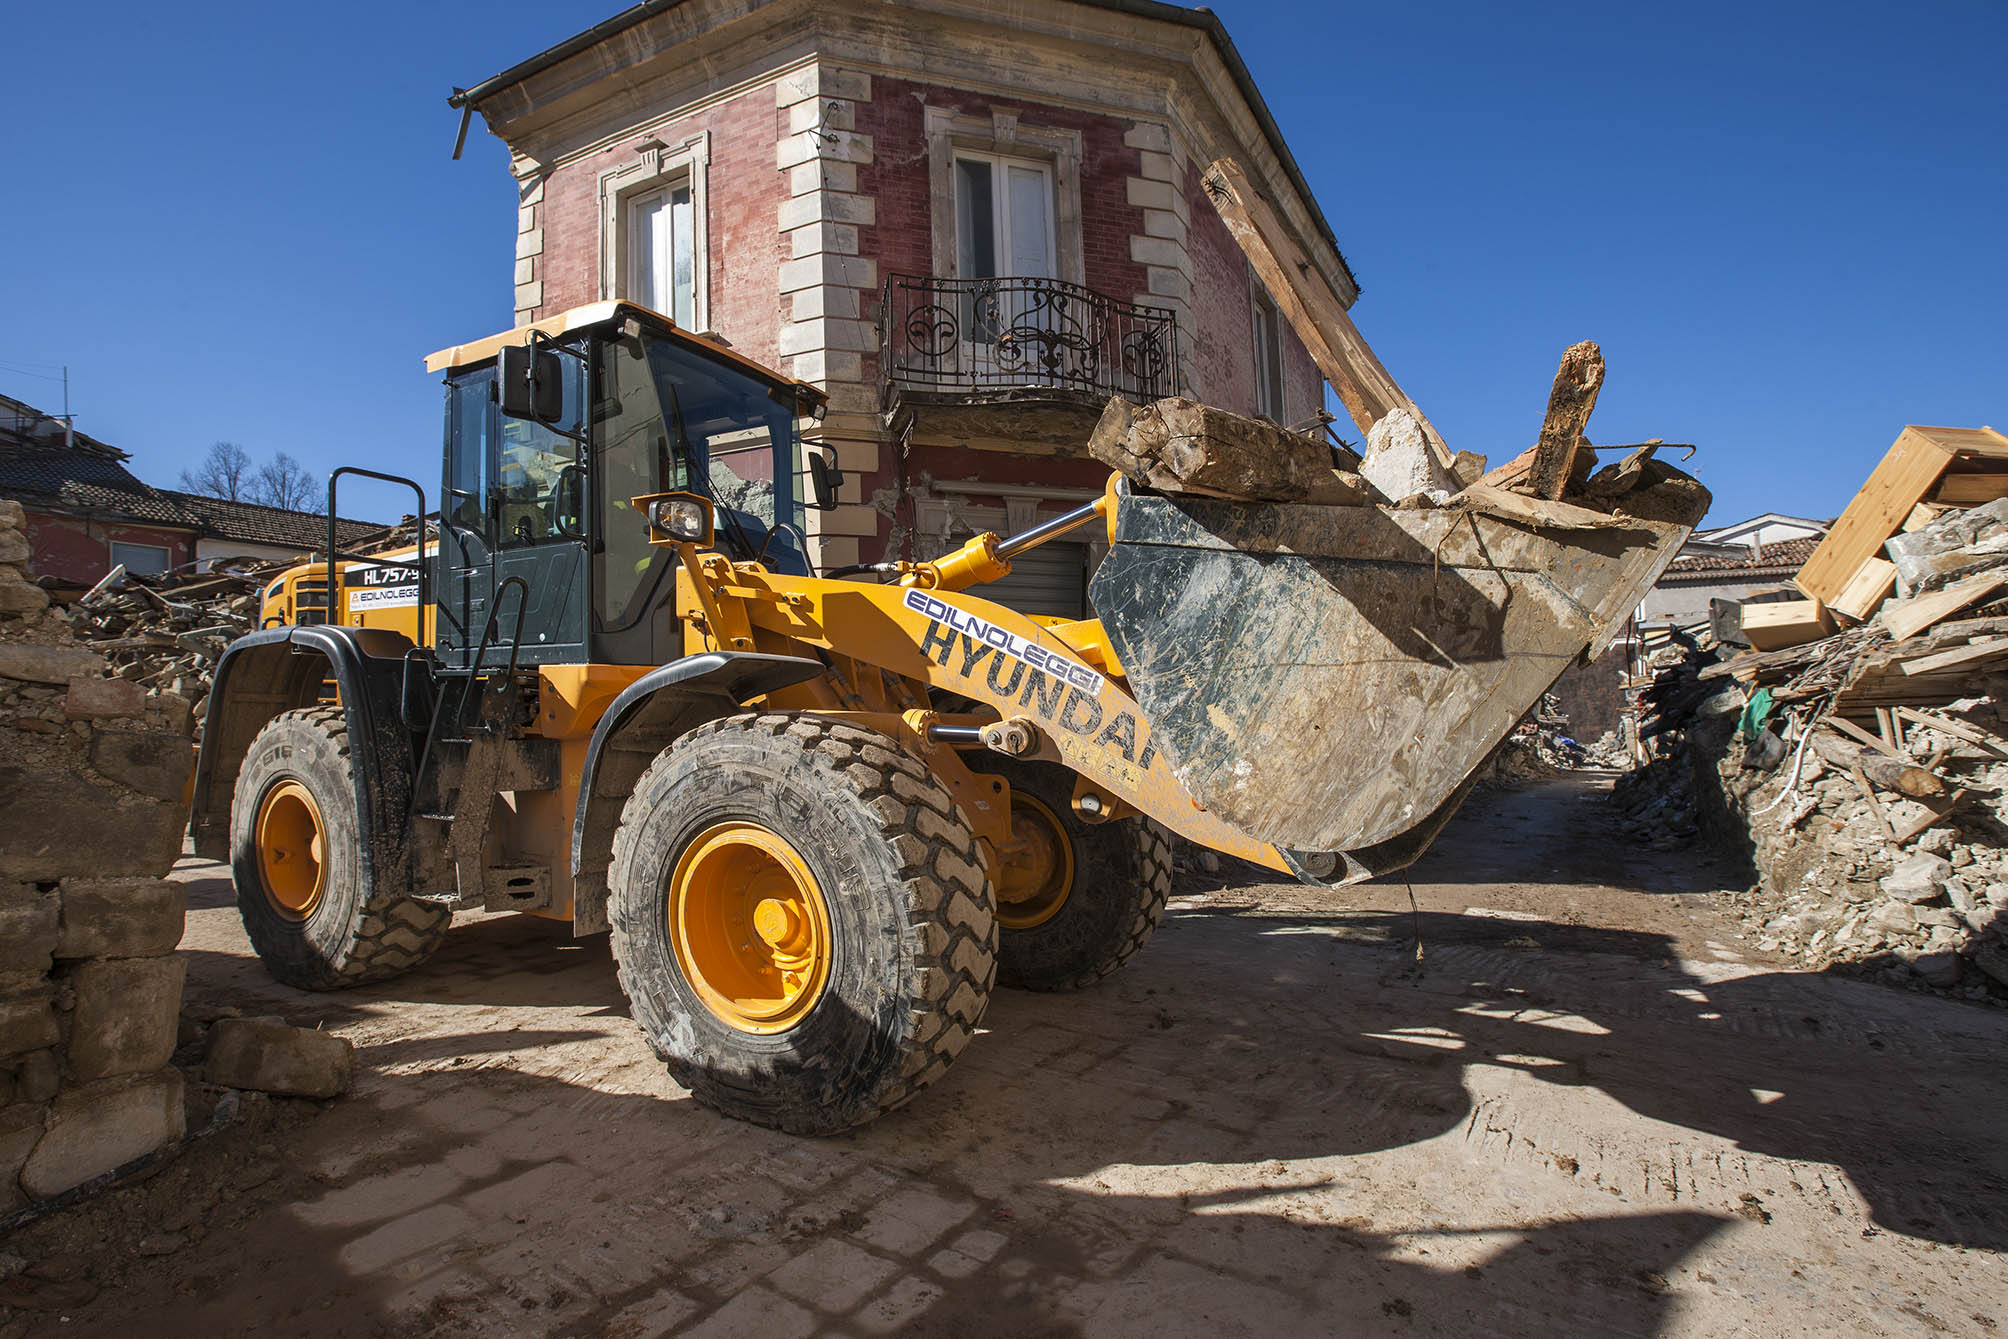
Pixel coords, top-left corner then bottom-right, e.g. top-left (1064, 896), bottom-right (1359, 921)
top-left (1251, 285), bottom-right (1285, 421)
top-left (598, 130), bottom-right (710, 331)
top-left (626, 180), bottom-right (695, 328)
top-left (109, 540), bottom-right (170, 576)
top-left (954, 152), bottom-right (1056, 281)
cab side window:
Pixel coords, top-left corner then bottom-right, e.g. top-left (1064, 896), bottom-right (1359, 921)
top-left (497, 354), bottom-right (585, 546)
top-left (446, 371), bottom-right (495, 537)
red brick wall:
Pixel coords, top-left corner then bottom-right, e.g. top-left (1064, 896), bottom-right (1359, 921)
top-left (532, 86), bottom-right (787, 368)
top-left (23, 511), bottom-right (194, 585)
top-left (855, 77), bottom-right (1151, 354)
top-left (1182, 161), bottom-right (1327, 424)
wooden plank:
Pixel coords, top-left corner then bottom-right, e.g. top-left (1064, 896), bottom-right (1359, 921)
top-left (1898, 637), bottom-right (2008, 675)
top-left (1910, 424), bottom-right (2008, 458)
top-left (1891, 788), bottom-right (1970, 846)
top-left (1826, 713), bottom-right (1905, 760)
top-left (1201, 158), bottom-right (1455, 472)
top-left (1933, 473), bottom-right (2008, 505)
top-left (1526, 342), bottom-right (1605, 501)
top-left (1902, 502), bottom-right (1948, 532)
top-left (1794, 426), bottom-right (1961, 602)
top-left (1829, 555), bottom-right (1898, 623)
top-left (1880, 571), bottom-right (2008, 641)
top-left (1741, 598), bottom-right (1836, 650)
top-left (1894, 706), bottom-right (2008, 760)
top-left (1849, 764), bottom-right (1897, 839)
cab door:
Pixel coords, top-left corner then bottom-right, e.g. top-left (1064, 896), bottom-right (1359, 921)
top-left (439, 369), bottom-right (496, 669)
top-left (492, 352), bottom-right (588, 665)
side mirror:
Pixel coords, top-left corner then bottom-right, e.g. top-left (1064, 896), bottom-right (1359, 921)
top-left (807, 451), bottom-right (844, 511)
top-left (499, 345), bottom-right (564, 424)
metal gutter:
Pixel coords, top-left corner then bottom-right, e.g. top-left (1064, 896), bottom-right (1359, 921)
top-left (445, 0), bottom-right (1358, 296)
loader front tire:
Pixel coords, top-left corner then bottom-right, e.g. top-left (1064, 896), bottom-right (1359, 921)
top-left (973, 757), bottom-right (1173, 992)
top-left (608, 713), bottom-right (997, 1134)
top-left (230, 706), bottom-right (450, 990)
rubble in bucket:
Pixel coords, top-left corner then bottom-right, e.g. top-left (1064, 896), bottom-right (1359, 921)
top-left (1613, 426), bottom-right (2008, 997)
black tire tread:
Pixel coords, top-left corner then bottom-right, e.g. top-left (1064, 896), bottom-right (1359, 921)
top-left (608, 712), bottom-right (997, 1132)
top-left (234, 706), bottom-right (450, 990)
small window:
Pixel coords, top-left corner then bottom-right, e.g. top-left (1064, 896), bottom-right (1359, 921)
top-left (1251, 287), bottom-right (1285, 421)
top-left (628, 181), bottom-right (695, 327)
top-left (497, 353), bottom-right (585, 547)
top-left (109, 541), bottom-right (170, 576)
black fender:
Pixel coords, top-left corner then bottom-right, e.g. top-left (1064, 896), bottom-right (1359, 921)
top-left (569, 651), bottom-right (827, 933)
top-left (190, 625), bottom-right (420, 896)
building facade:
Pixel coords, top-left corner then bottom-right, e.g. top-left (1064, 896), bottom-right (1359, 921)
top-left (456, 0), bottom-right (1348, 614)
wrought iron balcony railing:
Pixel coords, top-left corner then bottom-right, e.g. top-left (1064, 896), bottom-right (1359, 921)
top-left (880, 274), bottom-right (1181, 403)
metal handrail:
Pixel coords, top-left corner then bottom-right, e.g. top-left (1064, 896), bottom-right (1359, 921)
top-left (324, 467), bottom-right (429, 621)
top-left (880, 274), bottom-right (1181, 402)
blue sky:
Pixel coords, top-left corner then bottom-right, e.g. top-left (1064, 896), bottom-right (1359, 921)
top-left (3, 1), bottom-right (2002, 527)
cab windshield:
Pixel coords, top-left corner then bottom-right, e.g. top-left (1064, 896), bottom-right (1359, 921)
top-left (593, 330), bottom-right (808, 632)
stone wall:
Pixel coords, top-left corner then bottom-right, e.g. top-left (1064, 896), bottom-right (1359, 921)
top-left (0, 497), bottom-right (194, 1214)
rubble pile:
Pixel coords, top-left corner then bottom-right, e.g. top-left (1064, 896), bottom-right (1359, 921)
top-left (0, 497), bottom-right (196, 1216)
top-left (1475, 695), bottom-right (1592, 787)
top-left (69, 562), bottom-right (273, 730)
top-left (1614, 440), bottom-right (2008, 998)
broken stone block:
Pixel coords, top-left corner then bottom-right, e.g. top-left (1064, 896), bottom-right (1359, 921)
top-left (0, 987), bottom-right (60, 1059)
top-left (64, 676), bottom-right (146, 720)
top-left (1359, 407), bottom-right (1453, 504)
top-left (206, 1016), bottom-right (356, 1099)
top-left (0, 884), bottom-right (57, 975)
top-left (1871, 900), bottom-right (1918, 934)
top-left (0, 530), bottom-right (27, 566)
top-left (1913, 952), bottom-right (1963, 988)
top-left (86, 730), bottom-right (194, 802)
top-left (15, 1048), bottom-right (58, 1103)
top-left (1971, 941), bottom-right (2008, 991)
top-left (0, 766), bottom-right (189, 880)
top-left (0, 498), bottom-right (23, 530)
top-left (62, 957), bottom-right (186, 1083)
top-left (0, 644), bottom-right (105, 687)
top-left (1880, 853), bottom-right (1951, 904)
top-left (0, 567), bottom-right (51, 616)
top-left (19, 1069), bottom-right (185, 1200)
top-left (55, 879), bottom-right (186, 960)
top-left (0, 1103), bottom-right (46, 1216)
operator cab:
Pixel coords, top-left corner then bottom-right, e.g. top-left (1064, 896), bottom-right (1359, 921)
top-left (424, 301), bottom-right (830, 669)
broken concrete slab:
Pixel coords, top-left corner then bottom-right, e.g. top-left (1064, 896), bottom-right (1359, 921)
top-left (206, 1017), bottom-right (356, 1100)
top-left (1088, 396), bottom-right (1365, 503)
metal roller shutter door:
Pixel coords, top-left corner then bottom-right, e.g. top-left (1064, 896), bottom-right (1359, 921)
top-left (951, 537), bottom-right (1088, 619)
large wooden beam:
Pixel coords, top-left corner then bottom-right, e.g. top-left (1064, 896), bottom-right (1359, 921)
top-left (1202, 158), bottom-right (1453, 472)
top-left (1527, 341), bottom-right (1605, 500)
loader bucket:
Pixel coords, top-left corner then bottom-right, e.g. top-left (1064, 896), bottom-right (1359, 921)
top-left (1089, 479), bottom-right (1706, 863)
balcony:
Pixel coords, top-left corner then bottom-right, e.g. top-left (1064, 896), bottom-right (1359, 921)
top-left (879, 274), bottom-right (1181, 450)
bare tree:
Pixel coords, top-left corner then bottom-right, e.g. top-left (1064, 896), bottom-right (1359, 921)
top-left (251, 452), bottom-right (318, 512)
top-left (178, 441), bottom-right (253, 500)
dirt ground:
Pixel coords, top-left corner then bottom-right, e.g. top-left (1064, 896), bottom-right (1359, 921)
top-left (5, 771), bottom-right (2007, 1338)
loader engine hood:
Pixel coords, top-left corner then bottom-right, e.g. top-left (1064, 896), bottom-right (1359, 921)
top-left (1089, 478), bottom-right (1706, 857)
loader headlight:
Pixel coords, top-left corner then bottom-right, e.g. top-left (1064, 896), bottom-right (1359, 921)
top-left (635, 492), bottom-right (714, 546)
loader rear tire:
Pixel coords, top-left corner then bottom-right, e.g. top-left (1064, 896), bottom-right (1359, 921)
top-left (230, 706), bottom-right (450, 990)
top-left (971, 757), bottom-right (1173, 992)
top-left (608, 713), bottom-right (997, 1135)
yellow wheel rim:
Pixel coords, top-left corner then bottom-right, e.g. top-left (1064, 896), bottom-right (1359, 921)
top-left (669, 823), bottom-right (832, 1034)
top-left (256, 780), bottom-right (327, 921)
top-left (996, 791), bottom-right (1073, 931)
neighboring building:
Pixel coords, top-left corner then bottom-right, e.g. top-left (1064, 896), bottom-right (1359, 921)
top-left (452, 0), bottom-right (1346, 613)
top-left (167, 492), bottom-right (386, 569)
top-left (1640, 514), bottom-right (1830, 626)
top-left (0, 392), bottom-right (382, 588)
top-left (1, 393), bottom-right (199, 585)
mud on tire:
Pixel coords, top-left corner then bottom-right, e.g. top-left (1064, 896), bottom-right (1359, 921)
top-left (971, 756), bottom-right (1172, 992)
top-left (608, 712), bottom-right (998, 1135)
top-left (230, 706), bottom-right (450, 990)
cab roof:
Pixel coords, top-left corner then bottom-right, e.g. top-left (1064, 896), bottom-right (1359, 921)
top-left (422, 300), bottom-right (827, 405)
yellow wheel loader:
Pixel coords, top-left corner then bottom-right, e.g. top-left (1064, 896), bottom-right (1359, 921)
top-left (190, 301), bottom-right (1705, 1133)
